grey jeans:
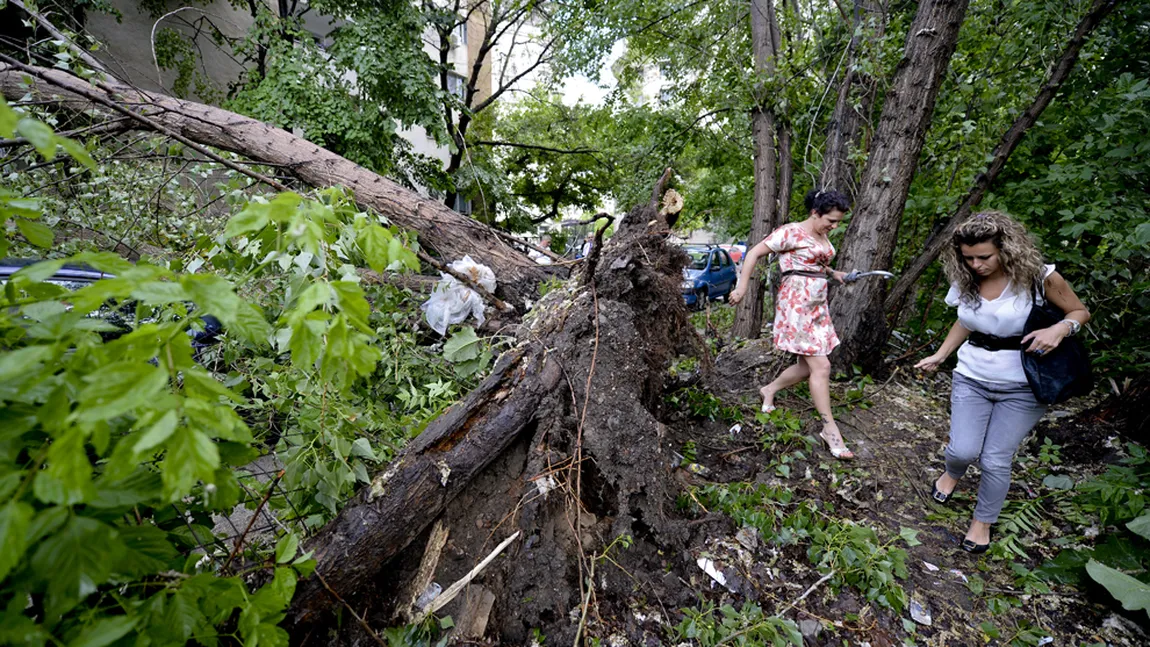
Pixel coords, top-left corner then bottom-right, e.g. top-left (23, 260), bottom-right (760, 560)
top-left (945, 372), bottom-right (1047, 523)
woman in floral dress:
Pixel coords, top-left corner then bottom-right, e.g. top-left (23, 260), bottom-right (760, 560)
top-left (730, 189), bottom-right (854, 459)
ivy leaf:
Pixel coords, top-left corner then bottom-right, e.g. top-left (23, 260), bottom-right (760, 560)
top-left (1086, 559), bottom-right (1150, 619)
top-left (31, 516), bottom-right (126, 621)
top-left (67, 614), bottom-right (138, 647)
top-left (0, 501), bottom-right (33, 582)
top-left (443, 326), bottom-right (482, 362)
top-left (160, 429), bottom-right (220, 500)
top-left (77, 361), bottom-right (169, 422)
top-left (1127, 514), bottom-right (1150, 541)
top-left (16, 218), bottom-right (54, 248)
top-left (357, 224), bottom-right (392, 272)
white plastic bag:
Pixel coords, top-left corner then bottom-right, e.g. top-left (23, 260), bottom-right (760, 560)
top-left (421, 256), bottom-right (497, 335)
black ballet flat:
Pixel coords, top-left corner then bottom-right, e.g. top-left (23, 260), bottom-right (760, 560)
top-left (931, 483), bottom-right (951, 504)
top-left (961, 537), bottom-right (991, 554)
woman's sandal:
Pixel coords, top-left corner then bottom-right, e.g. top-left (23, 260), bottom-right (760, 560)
top-left (961, 532), bottom-right (991, 554)
top-left (759, 387), bottom-right (775, 414)
top-left (931, 482), bottom-right (952, 504)
top-left (818, 430), bottom-right (855, 460)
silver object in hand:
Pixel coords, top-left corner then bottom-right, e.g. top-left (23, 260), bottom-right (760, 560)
top-left (843, 269), bottom-right (896, 283)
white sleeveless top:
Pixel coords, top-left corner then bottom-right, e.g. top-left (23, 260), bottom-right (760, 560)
top-left (944, 265), bottom-right (1055, 384)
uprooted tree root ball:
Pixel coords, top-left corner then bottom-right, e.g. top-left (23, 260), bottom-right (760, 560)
top-left (286, 177), bottom-right (712, 643)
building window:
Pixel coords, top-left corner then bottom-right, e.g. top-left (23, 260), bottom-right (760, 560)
top-left (453, 21), bottom-right (468, 46)
top-left (446, 72), bottom-right (467, 99)
top-left (454, 195), bottom-right (472, 215)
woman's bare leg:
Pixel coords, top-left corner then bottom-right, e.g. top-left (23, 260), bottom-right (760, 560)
top-left (760, 358), bottom-right (810, 410)
top-left (804, 355), bottom-right (854, 458)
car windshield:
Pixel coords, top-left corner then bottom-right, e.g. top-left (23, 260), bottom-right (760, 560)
top-left (686, 249), bottom-right (709, 270)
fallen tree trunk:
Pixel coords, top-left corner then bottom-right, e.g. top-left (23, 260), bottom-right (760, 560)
top-left (287, 176), bottom-right (699, 643)
top-left (0, 62), bottom-right (553, 307)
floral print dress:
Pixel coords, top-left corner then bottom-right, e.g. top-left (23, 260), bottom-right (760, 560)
top-left (763, 223), bottom-right (841, 356)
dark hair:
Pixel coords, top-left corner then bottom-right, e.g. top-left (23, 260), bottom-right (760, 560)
top-left (804, 189), bottom-right (850, 215)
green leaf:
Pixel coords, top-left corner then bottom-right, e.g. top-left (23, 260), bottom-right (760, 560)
top-left (224, 201), bottom-right (270, 238)
top-left (134, 410), bottom-right (179, 454)
top-left (11, 258), bottom-right (66, 285)
top-left (1042, 474), bottom-right (1075, 490)
top-left (357, 224), bottom-right (391, 272)
top-left (67, 614), bottom-right (138, 647)
top-left (898, 527), bottom-right (922, 547)
top-left (350, 437), bottom-right (376, 461)
top-left (181, 274), bottom-right (241, 325)
top-left (90, 468), bottom-right (164, 509)
top-left (130, 280), bottom-right (190, 305)
top-left (34, 431), bottom-right (95, 505)
top-left (77, 361), bottom-right (169, 422)
top-left (1086, 559), bottom-right (1150, 619)
top-left (1126, 514), bottom-right (1150, 541)
top-left (0, 346), bottom-right (54, 383)
top-left (331, 281), bottom-right (371, 332)
top-left (275, 533), bottom-right (299, 564)
top-left (115, 525), bottom-right (179, 576)
top-left (56, 136), bottom-right (96, 171)
top-left (161, 429), bottom-right (220, 500)
top-left (229, 301), bottom-right (272, 344)
top-left (16, 218), bottom-right (54, 248)
top-left (31, 516), bottom-right (126, 621)
top-left (16, 118), bottom-right (56, 160)
top-left (0, 501), bottom-right (33, 582)
top-left (442, 326), bottom-right (482, 363)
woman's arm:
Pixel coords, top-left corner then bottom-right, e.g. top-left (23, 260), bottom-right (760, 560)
top-left (1021, 271), bottom-right (1091, 353)
top-left (914, 320), bottom-right (971, 371)
top-left (728, 240), bottom-right (771, 304)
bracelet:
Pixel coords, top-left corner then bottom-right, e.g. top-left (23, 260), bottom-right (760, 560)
top-left (1060, 319), bottom-right (1081, 336)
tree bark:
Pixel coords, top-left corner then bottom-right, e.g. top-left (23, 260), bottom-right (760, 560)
top-left (731, 0), bottom-right (781, 339)
top-left (828, 0), bottom-right (970, 370)
top-left (0, 63), bottom-right (553, 306)
top-left (286, 188), bottom-right (696, 643)
top-left (883, 0), bottom-right (1121, 316)
top-left (819, 0), bottom-right (881, 201)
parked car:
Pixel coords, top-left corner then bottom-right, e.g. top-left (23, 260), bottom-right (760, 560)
top-left (682, 246), bottom-right (737, 309)
top-left (0, 258), bottom-right (222, 357)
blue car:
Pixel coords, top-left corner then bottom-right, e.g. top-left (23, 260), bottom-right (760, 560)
top-left (682, 246), bottom-right (738, 309)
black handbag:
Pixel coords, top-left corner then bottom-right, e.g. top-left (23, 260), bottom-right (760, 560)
top-left (1021, 282), bottom-right (1092, 404)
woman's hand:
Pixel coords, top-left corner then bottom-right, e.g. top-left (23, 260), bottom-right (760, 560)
top-left (831, 270), bottom-right (847, 284)
top-left (729, 287), bottom-right (746, 305)
top-left (914, 353), bottom-right (947, 372)
top-left (1022, 325), bottom-right (1068, 356)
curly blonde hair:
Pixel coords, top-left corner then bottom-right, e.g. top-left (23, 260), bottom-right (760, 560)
top-left (943, 211), bottom-right (1046, 309)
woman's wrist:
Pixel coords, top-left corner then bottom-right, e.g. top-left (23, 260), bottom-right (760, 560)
top-left (1060, 319), bottom-right (1081, 336)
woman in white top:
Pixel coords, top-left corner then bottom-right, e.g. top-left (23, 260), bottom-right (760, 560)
top-left (914, 211), bottom-right (1089, 553)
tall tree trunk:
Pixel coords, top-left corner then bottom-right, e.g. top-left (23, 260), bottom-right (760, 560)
top-left (883, 0), bottom-right (1121, 316)
top-left (828, 0), bottom-right (970, 370)
top-left (819, 2), bottom-right (881, 201)
top-left (731, 0), bottom-right (780, 339)
top-left (0, 62), bottom-right (553, 307)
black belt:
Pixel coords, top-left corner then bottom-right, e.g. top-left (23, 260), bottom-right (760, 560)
top-left (780, 270), bottom-right (828, 280)
top-left (967, 331), bottom-right (1024, 352)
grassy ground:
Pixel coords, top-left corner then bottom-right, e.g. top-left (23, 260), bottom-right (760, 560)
top-left (653, 302), bottom-right (1149, 647)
